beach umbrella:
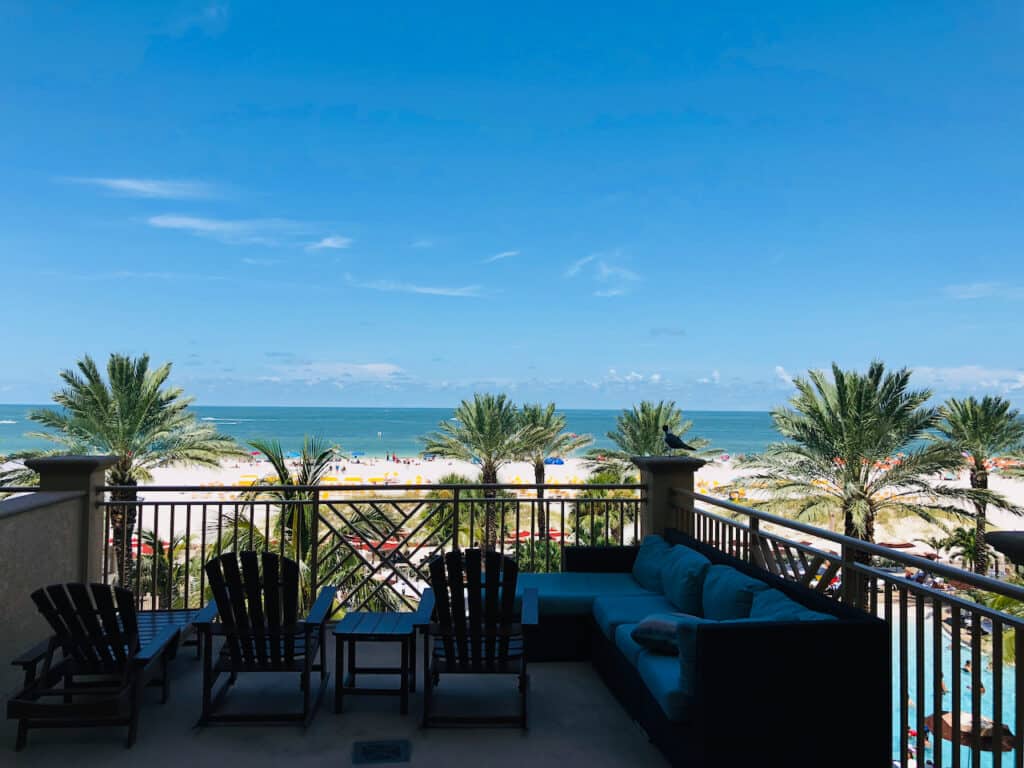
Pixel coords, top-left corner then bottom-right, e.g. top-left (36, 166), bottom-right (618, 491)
top-left (925, 712), bottom-right (1014, 759)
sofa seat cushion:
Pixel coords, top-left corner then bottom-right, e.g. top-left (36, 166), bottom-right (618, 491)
top-left (515, 572), bottom-right (656, 616)
top-left (660, 545), bottom-right (711, 614)
top-left (630, 613), bottom-right (700, 655)
top-left (631, 534), bottom-right (672, 592)
top-left (702, 564), bottom-right (771, 620)
top-left (637, 651), bottom-right (695, 722)
top-left (750, 588), bottom-right (837, 622)
top-left (593, 594), bottom-right (676, 639)
top-left (614, 623), bottom-right (647, 667)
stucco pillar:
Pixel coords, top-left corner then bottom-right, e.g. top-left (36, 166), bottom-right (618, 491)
top-left (25, 456), bottom-right (116, 582)
top-left (631, 456), bottom-right (707, 537)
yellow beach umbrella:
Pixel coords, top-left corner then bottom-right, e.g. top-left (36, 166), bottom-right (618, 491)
top-left (345, 476), bottom-right (363, 483)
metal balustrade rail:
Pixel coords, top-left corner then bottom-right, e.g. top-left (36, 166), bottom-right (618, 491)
top-left (673, 488), bottom-right (1024, 768)
top-left (96, 483), bottom-right (644, 619)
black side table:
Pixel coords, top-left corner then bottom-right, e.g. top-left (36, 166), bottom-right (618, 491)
top-left (333, 612), bottom-right (418, 714)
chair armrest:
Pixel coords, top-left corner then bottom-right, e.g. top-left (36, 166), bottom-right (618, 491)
top-left (193, 601), bottom-right (219, 629)
top-left (563, 546), bottom-right (638, 573)
top-left (135, 625), bottom-right (181, 665)
top-left (413, 588), bottom-right (435, 627)
top-left (305, 586), bottom-right (337, 627)
top-left (11, 638), bottom-right (51, 670)
top-left (520, 588), bottom-right (539, 626)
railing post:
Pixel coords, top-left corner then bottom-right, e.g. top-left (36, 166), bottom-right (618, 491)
top-left (25, 455), bottom-right (117, 583)
top-left (840, 540), bottom-right (863, 609)
top-left (748, 516), bottom-right (763, 568)
top-left (630, 456), bottom-right (707, 539)
top-left (452, 487), bottom-right (461, 552)
top-left (308, 488), bottom-right (320, 601)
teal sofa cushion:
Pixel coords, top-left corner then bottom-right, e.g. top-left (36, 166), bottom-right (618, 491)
top-left (614, 623), bottom-right (647, 667)
top-left (632, 534), bottom-right (672, 592)
top-left (515, 572), bottom-right (655, 616)
top-left (674, 614), bottom-right (716, 683)
top-left (701, 564), bottom-right (770, 620)
top-left (630, 613), bottom-right (699, 655)
top-left (593, 594), bottom-right (676, 639)
top-left (637, 651), bottom-right (695, 722)
top-left (659, 545), bottom-right (710, 614)
top-left (750, 588), bottom-right (837, 622)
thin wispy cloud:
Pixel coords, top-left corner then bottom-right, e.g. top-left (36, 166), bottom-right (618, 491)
top-left (915, 365), bottom-right (1024, 393)
top-left (345, 274), bottom-right (481, 297)
top-left (596, 261), bottom-right (640, 282)
top-left (483, 250), bottom-right (519, 264)
top-left (241, 257), bottom-right (278, 266)
top-left (651, 327), bottom-right (687, 337)
top-left (945, 282), bottom-right (1024, 300)
top-left (411, 238), bottom-right (434, 248)
top-left (171, 2), bottom-right (229, 36)
top-left (148, 214), bottom-right (306, 246)
top-left (565, 255), bottom-right (595, 277)
top-left (593, 288), bottom-right (624, 297)
top-left (774, 365), bottom-right (794, 385)
top-left (697, 370), bottom-right (721, 385)
top-left (39, 269), bottom-right (226, 282)
top-left (307, 235), bottom-right (353, 251)
top-left (65, 177), bottom-right (216, 199)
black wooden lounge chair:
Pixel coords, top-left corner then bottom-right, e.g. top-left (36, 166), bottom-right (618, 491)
top-left (6, 583), bottom-right (182, 750)
top-left (197, 551), bottom-right (335, 726)
top-left (420, 549), bottom-right (539, 728)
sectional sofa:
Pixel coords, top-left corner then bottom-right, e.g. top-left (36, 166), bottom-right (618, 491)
top-left (515, 529), bottom-right (890, 767)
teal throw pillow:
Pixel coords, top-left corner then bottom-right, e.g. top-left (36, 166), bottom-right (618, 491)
top-left (631, 534), bottom-right (671, 592)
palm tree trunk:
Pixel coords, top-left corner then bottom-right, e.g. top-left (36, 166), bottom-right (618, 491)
top-left (482, 463), bottom-right (498, 551)
top-left (971, 465), bottom-right (989, 575)
top-left (110, 476), bottom-right (138, 588)
top-left (535, 461), bottom-right (547, 540)
top-left (843, 502), bottom-right (874, 608)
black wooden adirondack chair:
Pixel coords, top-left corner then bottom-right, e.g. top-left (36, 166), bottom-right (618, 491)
top-left (197, 551), bottom-right (335, 726)
top-left (6, 583), bottom-right (182, 750)
top-left (420, 549), bottom-right (539, 728)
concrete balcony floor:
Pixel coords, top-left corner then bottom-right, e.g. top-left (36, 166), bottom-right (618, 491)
top-left (4, 640), bottom-right (667, 767)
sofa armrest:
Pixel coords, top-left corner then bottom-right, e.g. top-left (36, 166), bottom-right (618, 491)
top-left (692, 619), bottom-right (889, 765)
top-left (564, 546), bottom-right (638, 573)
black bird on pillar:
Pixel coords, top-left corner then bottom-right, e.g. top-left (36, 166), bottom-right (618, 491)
top-left (663, 424), bottom-right (695, 452)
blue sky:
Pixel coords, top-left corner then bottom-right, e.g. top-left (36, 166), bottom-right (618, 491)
top-left (2, 2), bottom-right (1022, 409)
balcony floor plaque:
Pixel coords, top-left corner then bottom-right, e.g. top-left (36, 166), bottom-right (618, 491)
top-left (352, 740), bottom-right (412, 764)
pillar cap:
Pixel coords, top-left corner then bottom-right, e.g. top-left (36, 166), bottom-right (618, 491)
top-left (25, 455), bottom-right (118, 473)
top-left (631, 455), bottom-right (707, 472)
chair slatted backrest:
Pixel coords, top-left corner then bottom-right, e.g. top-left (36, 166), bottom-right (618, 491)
top-left (30, 584), bottom-right (139, 671)
top-left (205, 551), bottom-right (300, 668)
top-left (427, 549), bottom-right (519, 672)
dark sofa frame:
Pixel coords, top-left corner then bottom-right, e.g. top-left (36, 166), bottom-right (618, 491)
top-left (536, 529), bottom-right (890, 767)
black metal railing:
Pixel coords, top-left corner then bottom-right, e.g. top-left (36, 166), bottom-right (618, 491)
top-left (674, 488), bottom-right (1024, 768)
top-left (97, 482), bottom-right (644, 618)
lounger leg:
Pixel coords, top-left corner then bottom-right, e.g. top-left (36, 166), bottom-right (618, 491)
top-left (126, 679), bottom-right (143, 748)
top-left (400, 638), bottom-right (409, 715)
top-left (408, 632), bottom-right (416, 693)
top-left (15, 720), bottom-right (27, 751)
top-left (161, 653), bottom-right (170, 704)
top-left (421, 633), bottom-right (431, 728)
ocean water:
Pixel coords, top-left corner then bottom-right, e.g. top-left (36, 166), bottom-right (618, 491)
top-left (0, 404), bottom-right (779, 458)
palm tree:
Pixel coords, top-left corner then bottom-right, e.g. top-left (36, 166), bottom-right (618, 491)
top-left (228, 436), bottom-right (401, 611)
top-left (737, 363), bottom-right (1011, 574)
top-left (935, 396), bottom-right (1024, 574)
top-left (1, 353), bottom-right (244, 585)
top-left (914, 532), bottom-right (949, 561)
top-left (517, 403), bottom-right (593, 536)
top-left (421, 393), bottom-right (535, 549)
top-left (585, 400), bottom-right (718, 474)
top-left (943, 526), bottom-right (991, 572)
